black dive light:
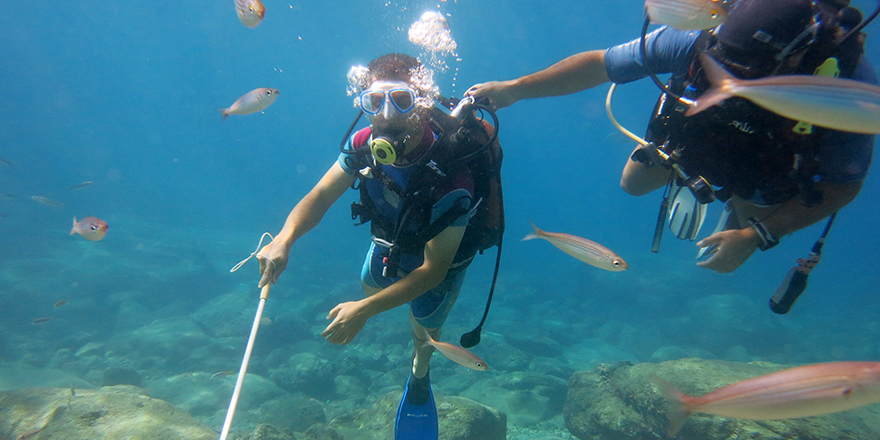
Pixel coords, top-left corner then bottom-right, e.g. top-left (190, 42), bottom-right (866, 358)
top-left (769, 213), bottom-right (836, 314)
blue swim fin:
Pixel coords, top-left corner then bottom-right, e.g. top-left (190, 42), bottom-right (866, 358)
top-left (394, 371), bottom-right (438, 440)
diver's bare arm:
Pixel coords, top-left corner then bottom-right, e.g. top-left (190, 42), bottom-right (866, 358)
top-left (758, 181), bottom-right (861, 239)
top-left (510, 50), bottom-right (610, 100)
top-left (276, 162), bottom-right (357, 250)
top-left (361, 225), bottom-right (466, 317)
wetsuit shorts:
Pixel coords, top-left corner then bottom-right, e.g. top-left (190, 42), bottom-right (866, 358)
top-left (361, 241), bottom-right (466, 329)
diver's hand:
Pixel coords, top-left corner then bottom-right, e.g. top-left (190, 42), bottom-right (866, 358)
top-left (321, 300), bottom-right (372, 345)
top-left (257, 242), bottom-right (289, 288)
top-left (696, 228), bottom-right (762, 273)
top-left (465, 80), bottom-right (518, 112)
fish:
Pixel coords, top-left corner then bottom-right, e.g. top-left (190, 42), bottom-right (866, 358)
top-left (235, 0), bottom-right (265, 28)
top-left (219, 88), bottom-right (279, 122)
top-left (0, 193), bottom-right (17, 200)
top-left (31, 196), bottom-right (64, 208)
top-left (54, 300), bottom-right (67, 308)
top-left (645, 0), bottom-right (727, 30)
top-left (0, 157), bottom-right (12, 166)
top-left (31, 317), bottom-right (53, 325)
top-left (69, 181), bottom-right (93, 190)
top-left (522, 219), bottom-right (627, 271)
top-left (652, 361), bottom-right (880, 437)
top-left (70, 216), bottom-right (108, 241)
top-left (687, 53), bottom-right (880, 134)
top-left (423, 332), bottom-right (488, 371)
top-left (211, 371), bottom-right (237, 379)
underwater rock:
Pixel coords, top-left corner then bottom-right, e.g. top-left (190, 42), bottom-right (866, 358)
top-left (564, 358), bottom-right (880, 440)
top-left (437, 395), bottom-right (507, 440)
top-left (109, 316), bottom-right (215, 370)
top-left (257, 393), bottom-right (326, 433)
top-left (461, 371), bottom-right (568, 426)
top-left (149, 371), bottom-right (287, 420)
top-left (504, 332), bottom-right (564, 357)
top-left (648, 345), bottom-right (715, 363)
top-left (0, 366), bottom-right (94, 391)
top-left (0, 385), bottom-right (217, 439)
top-left (103, 365), bottom-right (143, 387)
top-left (268, 352), bottom-right (336, 399)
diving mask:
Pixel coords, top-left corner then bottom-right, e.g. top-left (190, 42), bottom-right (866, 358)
top-left (359, 81), bottom-right (417, 117)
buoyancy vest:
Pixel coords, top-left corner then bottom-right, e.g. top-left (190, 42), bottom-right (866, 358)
top-left (646, 20), bottom-right (866, 205)
top-left (348, 105), bottom-right (504, 277)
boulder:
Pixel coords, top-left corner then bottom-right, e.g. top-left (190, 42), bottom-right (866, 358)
top-left (564, 358), bottom-right (880, 440)
top-left (461, 371), bottom-right (568, 426)
top-left (0, 385), bottom-right (216, 439)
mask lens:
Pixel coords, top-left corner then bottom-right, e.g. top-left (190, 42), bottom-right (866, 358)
top-left (389, 89), bottom-right (415, 113)
top-left (360, 91), bottom-right (386, 115)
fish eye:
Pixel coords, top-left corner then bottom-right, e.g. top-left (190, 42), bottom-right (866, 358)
top-left (90, 225), bottom-right (97, 231)
top-left (477, 362), bottom-right (484, 368)
top-left (612, 260), bottom-right (621, 267)
top-left (249, 6), bottom-right (255, 12)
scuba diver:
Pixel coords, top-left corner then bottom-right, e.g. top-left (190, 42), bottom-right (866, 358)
top-left (466, 0), bottom-right (877, 274)
top-left (256, 53), bottom-right (503, 440)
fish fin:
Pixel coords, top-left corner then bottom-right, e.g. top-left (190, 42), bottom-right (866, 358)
top-left (686, 54), bottom-right (737, 117)
top-left (650, 375), bottom-right (691, 437)
top-left (70, 217), bottom-right (78, 235)
top-left (523, 218), bottom-right (541, 241)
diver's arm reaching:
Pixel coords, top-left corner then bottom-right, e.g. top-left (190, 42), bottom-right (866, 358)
top-left (696, 181), bottom-right (862, 273)
top-left (258, 162), bottom-right (357, 287)
top-left (320, 225), bottom-right (466, 345)
top-left (466, 50), bottom-right (610, 110)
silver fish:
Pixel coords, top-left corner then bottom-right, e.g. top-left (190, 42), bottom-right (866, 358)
top-left (219, 88), bottom-right (279, 122)
top-left (523, 219), bottom-right (627, 271)
top-left (31, 196), bottom-right (64, 208)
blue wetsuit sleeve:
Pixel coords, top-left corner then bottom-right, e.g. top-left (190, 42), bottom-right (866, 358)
top-left (337, 133), bottom-right (361, 175)
top-left (815, 57), bottom-right (877, 183)
top-left (604, 27), bottom-right (702, 84)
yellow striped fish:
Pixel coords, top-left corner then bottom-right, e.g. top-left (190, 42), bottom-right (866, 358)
top-left (523, 219), bottom-right (627, 271)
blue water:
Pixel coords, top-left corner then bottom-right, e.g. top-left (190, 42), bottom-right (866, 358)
top-left (2, 0), bottom-right (880, 438)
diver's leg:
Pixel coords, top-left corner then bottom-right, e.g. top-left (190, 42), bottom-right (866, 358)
top-left (410, 314), bottom-right (439, 378)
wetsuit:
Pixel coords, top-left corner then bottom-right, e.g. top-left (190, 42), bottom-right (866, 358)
top-left (604, 26), bottom-right (877, 204)
top-left (339, 125), bottom-right (475, 329)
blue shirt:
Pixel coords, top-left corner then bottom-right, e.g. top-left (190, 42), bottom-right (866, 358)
top-left (604, 26), bottom-right (877, 184)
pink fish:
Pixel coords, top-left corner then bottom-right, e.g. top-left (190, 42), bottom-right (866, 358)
top-left (687, 53), bottom-right (880, 134)
top-left (219, 88), bottom-right (279, 122)
top-left (523, 219), bottom-right (627, 271)
top-left (70, 216), bottom-right (108, 241)
top-left (645, 0), bottom-right (727, 30)
top-left (235, 0), bottom-right (265, 28)
top-left (653, 361), bottom-right (880, 437)
top-left (423, 333), bottom-right (488, 371)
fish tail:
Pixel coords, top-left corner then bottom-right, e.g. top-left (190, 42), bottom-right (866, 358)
top-left (70, 217), bottom-right (78, 235)
top-left (686, 54), bottom-right (737, 117)
top-left (522, 218), bottom-right (541, 241)
top-left (218, 108), bottom-right (230, 122)
top-left (650, 375), bottom-right (692, 437)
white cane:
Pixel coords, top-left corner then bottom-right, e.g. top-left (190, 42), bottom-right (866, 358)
top-left (220, 233), bottom-right (276, 440)
top-left (218, 283), bottom-right (270, 440)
